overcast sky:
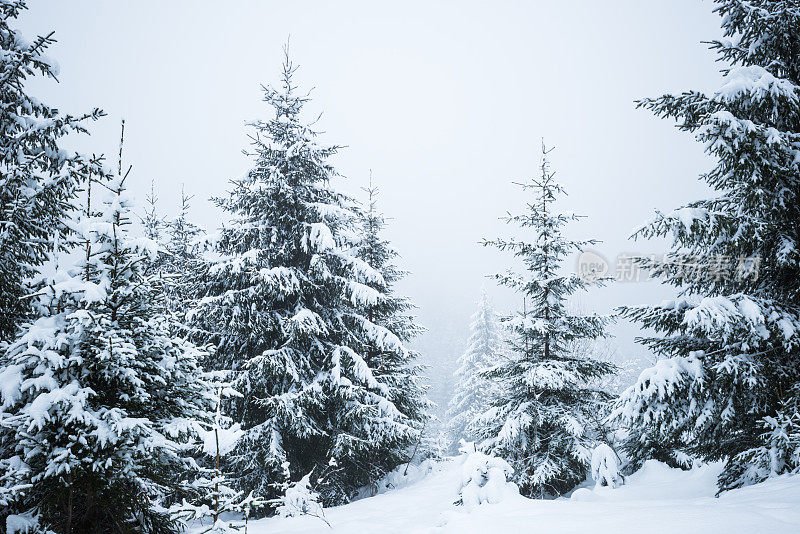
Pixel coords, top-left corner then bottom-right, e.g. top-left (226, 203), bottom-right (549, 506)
top-left (20, 0), bottom-right (724, 411)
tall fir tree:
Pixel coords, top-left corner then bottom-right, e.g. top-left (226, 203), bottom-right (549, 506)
top-left (476, 142), bottom-right (613, 497)
top-left (192, 50), bottom-right (424, 507)
top-left (0, 0), bottom-right (103, 341)
top-left (348, 175), bottom-right (429, 491)
top-left (0, 127), bottom-right (217, 532)
top-left (446, 289), bottom-right (503, 448)
top-left (148, 185), bottom-right (205, 322)
top-left (613, 0), bottom-right (800, 491)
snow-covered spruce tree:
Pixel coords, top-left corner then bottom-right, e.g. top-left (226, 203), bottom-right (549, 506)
top-left (333, 175), bottom-right (428, 494)
top-left (140, 180), bottom-right (166, 243)
top-left (613, 0), bottom-right (800, 491)
top-left (159, 186), bottom-right (205, 320)
top-left (476, 142), bottom-right (614, 498)
top-left (0, 0), bottom-right (103, 341)
top-left (0, 155), bottom-right (217, 531)
top-left (137, 181), bottom-right (170, 292)
top-left (446, 289), bottom-right (503, 448)
top-left (192, 51), bottom-right (422, 507)
top-left (164, 187), bottom-right (204, 291)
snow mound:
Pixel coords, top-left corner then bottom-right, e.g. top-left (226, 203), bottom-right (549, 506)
top-left (275, 473), bottom-right (325, 520)
top-left (572, 459), bottom-right (721, 501)
top-left (590, 442), bottom-right (624, 489)
top-left (456, 442), bottom-right (519, 510)
top-left (354, 458), bottom-right (448, 500)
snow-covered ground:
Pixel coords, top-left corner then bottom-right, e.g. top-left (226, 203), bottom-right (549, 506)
top-left (231, 456), bottom-right (800, 534)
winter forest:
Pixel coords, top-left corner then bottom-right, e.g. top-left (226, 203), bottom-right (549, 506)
top-left (1, 0), bottom-right (800, 532)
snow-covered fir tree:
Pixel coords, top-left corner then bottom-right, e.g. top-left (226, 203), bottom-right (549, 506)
top-left (165, 187), bottom-right (204, 280)
top-left (446, 289), bottom-right (503, 448)
top-left (0, 144), bottom-right (219, 532)
top-left (476, 142), bottom-right (614, 497)
top-left (137, 180), bottom-right (170, 293)
top-left (137, 182), bottom-right (205, 326)
top-left (191, 50), bottom-right (425, 507)
top-left (140, 180), bottom-right (166, 243)
top-left (162, 186), bottom-right (205, 320)
top-left (613, 0), bottom-right (800, 491)
top-left (0, 0), bottom-right (103, 341)
top-left (343, 175), bottom-right (429, 493)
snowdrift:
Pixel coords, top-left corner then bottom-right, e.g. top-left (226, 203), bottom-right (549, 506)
top-left (230, 455), bottom-right (800, 534)
top-left (456, 447), bottom-right (518, 509)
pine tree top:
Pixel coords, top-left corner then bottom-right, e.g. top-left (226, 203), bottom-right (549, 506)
top-left (483, 142), bottom-right (611, 361)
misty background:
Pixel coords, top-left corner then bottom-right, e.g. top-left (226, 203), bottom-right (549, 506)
top-left (20, 1), bottom-right (722, 420)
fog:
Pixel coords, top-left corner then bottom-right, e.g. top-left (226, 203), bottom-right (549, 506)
top-left (21, 0), bottom-right (723, 415)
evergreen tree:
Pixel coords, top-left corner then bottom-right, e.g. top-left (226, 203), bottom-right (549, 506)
top-left (346, 175), bottom-right (429, 492)
top-left (476, 142), bottom-right (613, 497)
top-left (162, 186), bottom-right (205, 320)
top-left (0, 131), bottom-right (217, 532)
top-left (613, 0), bottom-right (800, 491)
top-left (137, 180), bottom-right (170, 297)
top-left (137, 182), bottom-right (205, 323)
top-left (0, 0), bottom-right (103, 341)
top-left (446, 289), bottom-right (503, 448)
top-left (165, 187), bottom-right (204, 276)
top-left (192, 50), bottom-right (423, 507)
top-left (140, 180), bottom-right (166, 243)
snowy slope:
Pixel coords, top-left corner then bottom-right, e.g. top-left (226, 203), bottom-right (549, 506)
top-left (223, 457), bottom-right (800, 534)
